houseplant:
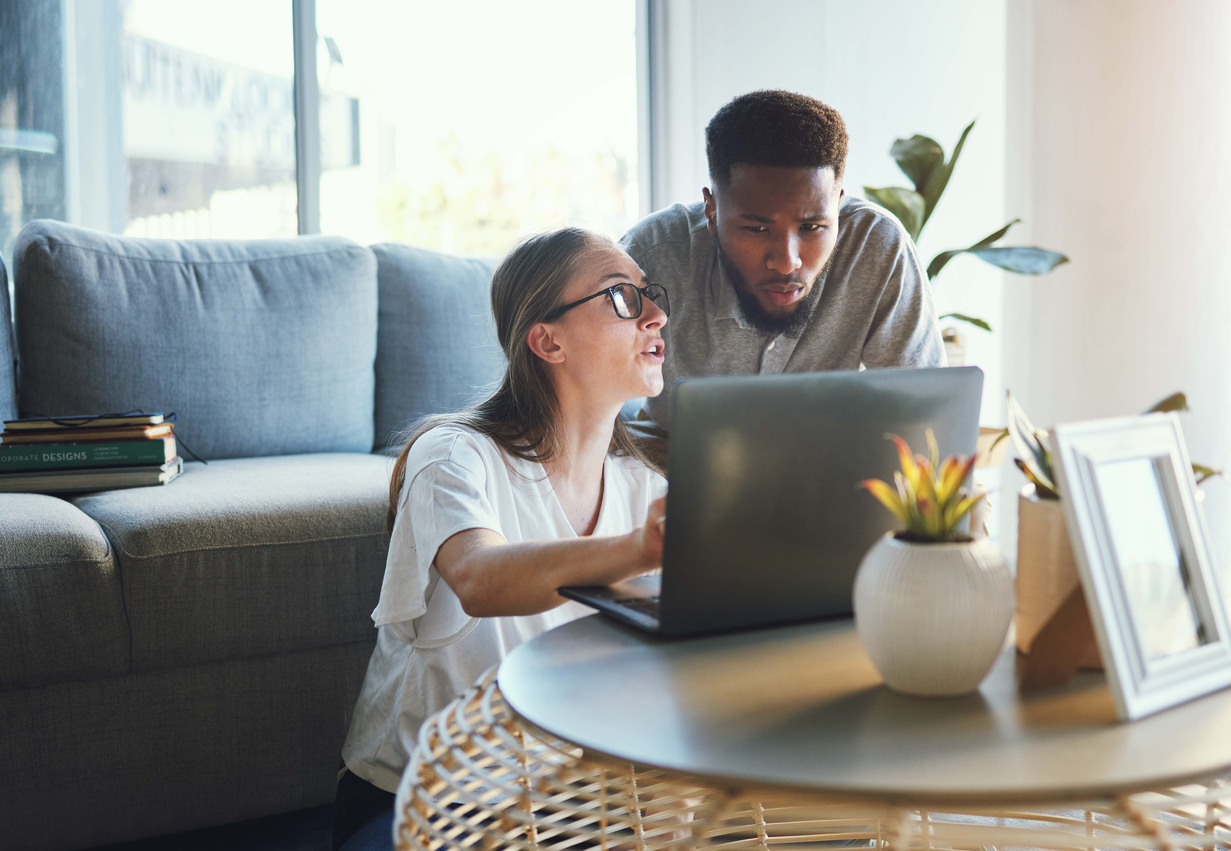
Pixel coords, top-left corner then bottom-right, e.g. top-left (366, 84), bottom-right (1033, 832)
top-left (854, 431), bottom-right (1013, 696)
top-left (1004, 390), bottom-right (1219, 501)
top-left (1005, 391), bottom-right (1219, 673)
top-left (864, 121), bottom-right (1069, 356)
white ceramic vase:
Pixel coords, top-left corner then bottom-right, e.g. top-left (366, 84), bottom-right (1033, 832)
top-left (853, 535), bottom-right (1013, 697)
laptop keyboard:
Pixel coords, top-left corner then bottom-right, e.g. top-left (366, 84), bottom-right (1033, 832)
top-left (615, 594), bottom-right (660, 618)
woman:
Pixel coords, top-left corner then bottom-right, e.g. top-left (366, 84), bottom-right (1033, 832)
top-left (333, 228), bottom-right (670, 850)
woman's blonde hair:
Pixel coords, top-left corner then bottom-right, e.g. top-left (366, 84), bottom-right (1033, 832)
top-left (387, 227), bottom-right (656, 531)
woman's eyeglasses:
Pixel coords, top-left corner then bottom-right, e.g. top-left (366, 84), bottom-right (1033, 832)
top-left (544, 283), bottom-right (670, 322)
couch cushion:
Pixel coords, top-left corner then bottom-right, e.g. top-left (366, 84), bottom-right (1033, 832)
top-left (0, 641), bottom-right (372, 850)
top-left (0, 256), bottom-right (15, 421)
top-left (372, 243), bottom-right (504, 450)
top-left (0, 493), bottom-right (130, 689)
top-left (72, 453), bottom-right (390, 672)
top-left (12, 220), bottom-right (378, 459)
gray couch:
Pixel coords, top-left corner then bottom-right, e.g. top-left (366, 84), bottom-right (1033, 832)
top-left (0, 221), bottom-right (504, 850)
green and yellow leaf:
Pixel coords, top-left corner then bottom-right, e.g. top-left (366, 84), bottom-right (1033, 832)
top-left (944, 491), bottom-right (987, 530)
top-left (889, 434), bottom-right (921, 491)
top-left (938, 454), bottom-right (977, 508)
top-left (926, 428), bottom-right (941, 471)
top-left (861, 433), bottom-right (985, 541)
top-left (858, 478), bottom-right (911, 524)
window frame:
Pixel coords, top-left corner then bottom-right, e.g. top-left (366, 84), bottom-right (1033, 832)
top-left (292, 0), bottom-right (321, 235)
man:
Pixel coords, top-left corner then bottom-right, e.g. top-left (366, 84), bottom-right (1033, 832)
top-left (621, 90), bottom-right (945, 431)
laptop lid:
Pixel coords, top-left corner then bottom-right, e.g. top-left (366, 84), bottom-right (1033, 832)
top-left (655, 366), bottom-right (983, 637)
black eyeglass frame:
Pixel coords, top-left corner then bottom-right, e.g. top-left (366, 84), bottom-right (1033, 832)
top-left (542, 282), bottom-right (670, 323)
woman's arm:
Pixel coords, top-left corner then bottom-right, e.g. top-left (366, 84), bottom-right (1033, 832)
top-left (435, 496), bottom-right (666, 618)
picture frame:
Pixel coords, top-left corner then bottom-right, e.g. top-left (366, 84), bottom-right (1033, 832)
top-left (1050, 412), bottom-right (1231, 720)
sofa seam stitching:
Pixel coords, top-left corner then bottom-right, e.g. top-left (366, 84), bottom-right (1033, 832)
top-left (128, 635), bottom-right (379, 677)
top-left (117, 530), bottom-right (387, 561)
top-left (90, 517), bottom-right (136, 676)
top-left (0, 556), bottom-right (114, 572)
top-left (27, 241), bottom-right (371, 267)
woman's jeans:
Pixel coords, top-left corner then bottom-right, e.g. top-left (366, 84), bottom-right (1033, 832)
top-left (332, 768), bottom-right (395, 851)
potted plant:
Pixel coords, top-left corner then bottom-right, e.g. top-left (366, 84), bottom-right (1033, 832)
top-left (864, 121), bottom-right (1070, 362)
top-left (1003, 392), bottom-right (1089, 670)
top-left (854, 430), bottom-right (1013, 696)
top-left (1004, 391), bottom-right (1219, 677)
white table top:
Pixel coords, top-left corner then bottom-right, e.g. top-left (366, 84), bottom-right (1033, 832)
top-left (497, 614), bottom-right (1231, 805)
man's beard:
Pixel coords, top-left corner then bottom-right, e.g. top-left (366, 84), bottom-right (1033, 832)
top-left (718, 242), bottom-right (825, 337)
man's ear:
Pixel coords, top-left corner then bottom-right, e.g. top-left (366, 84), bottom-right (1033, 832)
top-left (526, 322), bottom-right (565, 364)
top-left (702, 187), bottom-right (718, 234)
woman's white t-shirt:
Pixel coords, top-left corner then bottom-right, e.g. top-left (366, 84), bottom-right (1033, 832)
top-left (341, 424), bottom-right (667, 792)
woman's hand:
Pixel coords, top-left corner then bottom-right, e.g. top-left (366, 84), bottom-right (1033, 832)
top-left (436, 496), bottom-right (667, 618)
top-left (635, 496), bottom-right (667, 568)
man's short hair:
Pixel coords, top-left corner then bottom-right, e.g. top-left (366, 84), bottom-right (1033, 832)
top-left (706, 90), bottom-right (849, 189)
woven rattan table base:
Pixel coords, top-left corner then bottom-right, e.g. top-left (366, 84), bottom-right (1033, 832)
top-left (395, 668), bottom-right (1231, 850)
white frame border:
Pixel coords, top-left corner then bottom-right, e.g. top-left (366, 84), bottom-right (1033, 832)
top-left (1051, 412), bottom-right (1231, 720)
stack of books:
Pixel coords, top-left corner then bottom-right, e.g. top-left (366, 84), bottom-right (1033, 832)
top-left (0, 413), bottom-right (184, 493)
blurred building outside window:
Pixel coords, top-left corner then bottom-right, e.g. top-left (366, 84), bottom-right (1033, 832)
top-left (315, 0), bottom-right (641, 256)
top-left (121, 0), bottom-right (299, 240)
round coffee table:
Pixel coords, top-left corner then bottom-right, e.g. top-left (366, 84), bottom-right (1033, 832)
top-left (396, 615), bottom-right (1231, 849)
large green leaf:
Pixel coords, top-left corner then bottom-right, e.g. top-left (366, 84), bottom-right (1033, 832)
top-left (939, 312), bottom-right (992, 332)
top-left (968, 246), bottom-right (1070, 275)
top-left (863, 186), bottom-right (925, 240)
top-left (927, 219), bottom-right (1021, 279)
top-left (919, 119), bottom-right (976, 235)
top-left (970, 219), bottom-right (1020, 249)
top-left (890, 135), bottom-right (944, 194)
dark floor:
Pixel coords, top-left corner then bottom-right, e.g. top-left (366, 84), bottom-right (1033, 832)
top-left (92, 805), bottom-right (333, 851)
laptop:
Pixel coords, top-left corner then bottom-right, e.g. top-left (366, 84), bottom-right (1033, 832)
top-left (559, 366), bottom-right (984, 637)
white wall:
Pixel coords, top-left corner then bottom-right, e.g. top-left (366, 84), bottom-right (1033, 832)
top-left (1004, 0), bottom-right (1231, 565)
top-left (653, 0), bottom-right (1011, 426)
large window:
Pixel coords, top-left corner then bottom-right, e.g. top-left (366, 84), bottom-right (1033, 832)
top-left (0, 0), bottom-right (643, 267)
top-left (315, 0), bottom-right (641, 255)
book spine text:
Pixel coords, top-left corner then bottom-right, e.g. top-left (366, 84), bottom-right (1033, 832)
top-left (0, 438), bottom-right (173, 471)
